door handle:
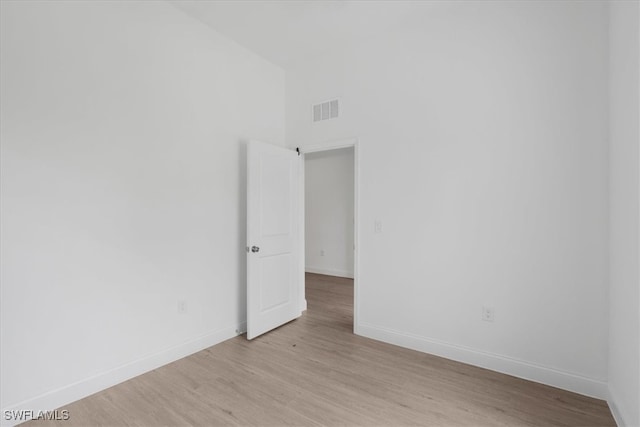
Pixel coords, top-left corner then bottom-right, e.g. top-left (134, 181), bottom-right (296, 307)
top-left (251, 246), bottom-right (260, 253)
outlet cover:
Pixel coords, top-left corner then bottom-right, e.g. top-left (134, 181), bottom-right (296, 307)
top-left (178, 300), bottom-right (187, 314)
top-left (482, 306), bottom-right (494, 322)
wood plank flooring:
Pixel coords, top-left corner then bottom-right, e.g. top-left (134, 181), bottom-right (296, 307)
top-left (27, 273), bottom-right (615, 426)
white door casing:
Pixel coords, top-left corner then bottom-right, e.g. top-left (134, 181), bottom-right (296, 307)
top-left (298, 138), bottom-right (359, 334)
top-left (246, 140), bottom-right (301, 340)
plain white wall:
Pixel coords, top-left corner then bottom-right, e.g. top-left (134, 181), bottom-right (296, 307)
top-left (0, 0), bottom-right (284, 416)
top-left (305, 148), bottom-right (355, 278)
top-left (287, 0), bottom-right (609, 397)
top-left (608, 1), bottom-right (640, 426)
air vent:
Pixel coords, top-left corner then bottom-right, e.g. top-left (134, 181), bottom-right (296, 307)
top-left (312, 99), bottom-right (340, 122)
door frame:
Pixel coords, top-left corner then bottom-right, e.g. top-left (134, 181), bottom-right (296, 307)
top-left (298, 137), bottom-right (360, 333)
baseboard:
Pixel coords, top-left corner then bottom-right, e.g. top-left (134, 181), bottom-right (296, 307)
top-left (357, 321), bottom-right (608, 400)
top-left (607, 397), bottom-right (624, 427)
top-left (1, 323), bottom-right (245, 427)
top-left (607, 387), bottom-right (632, 427)
top-left (305, 266), bottom-right (354, 279)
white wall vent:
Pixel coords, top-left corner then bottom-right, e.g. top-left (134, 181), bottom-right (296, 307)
top-left (312, 99), bottom-right (339, 122)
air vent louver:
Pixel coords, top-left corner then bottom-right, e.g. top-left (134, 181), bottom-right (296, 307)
top-left (312, 99), bottom-right (340, 122)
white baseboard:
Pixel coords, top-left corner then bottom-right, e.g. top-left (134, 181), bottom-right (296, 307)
top-left (305, 266), bottom-right (354, 279)
top-left (1, 323), bottom-right (245, 427)
top-left (607, 398), bottom-right (624, 427)
top-left (357, 321), bottom-right (608, 400)
top-left (607, 387), bottom-right (632, 427)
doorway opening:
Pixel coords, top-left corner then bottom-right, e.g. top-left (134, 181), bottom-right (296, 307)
top-left (299, 139), bottom-right (359, 333)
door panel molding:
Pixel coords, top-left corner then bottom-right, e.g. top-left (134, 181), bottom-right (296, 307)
top-left (247, 140), bottom-right (300, 340)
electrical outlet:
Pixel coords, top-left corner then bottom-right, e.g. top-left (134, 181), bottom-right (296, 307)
top-left (482, 306), bottom-right (494, 322)
top-left (178, 300), bottom-right (187, 314)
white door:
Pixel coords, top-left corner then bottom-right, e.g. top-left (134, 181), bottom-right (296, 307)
top-left (247, 140), bottom-right (301, 340)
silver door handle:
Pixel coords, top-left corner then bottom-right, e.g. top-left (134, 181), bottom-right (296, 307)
top-left (251, 246), bottom-right (260, 253)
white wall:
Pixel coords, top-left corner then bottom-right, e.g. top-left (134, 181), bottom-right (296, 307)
top-left (608, 1), bottom-right (640, 426)
top-left (287, 1), bottom-right (609, 398)
top-left (305, 148), bottom-right (355, 279)
top-left (0, 0), bottom-right (284, 420)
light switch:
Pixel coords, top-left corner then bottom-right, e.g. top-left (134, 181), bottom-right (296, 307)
top-left (374, 220), bottom-right (383, 233)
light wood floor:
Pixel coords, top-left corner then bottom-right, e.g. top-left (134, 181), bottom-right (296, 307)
top-left (28, 273), bottom-right (615, 427)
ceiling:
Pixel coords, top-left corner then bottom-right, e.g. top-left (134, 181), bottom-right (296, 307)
top-left (170, 0), bottom-right (432, 69)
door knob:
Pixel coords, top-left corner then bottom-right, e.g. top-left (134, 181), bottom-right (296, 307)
top-left (251, 246), bottom-right (260, 253)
